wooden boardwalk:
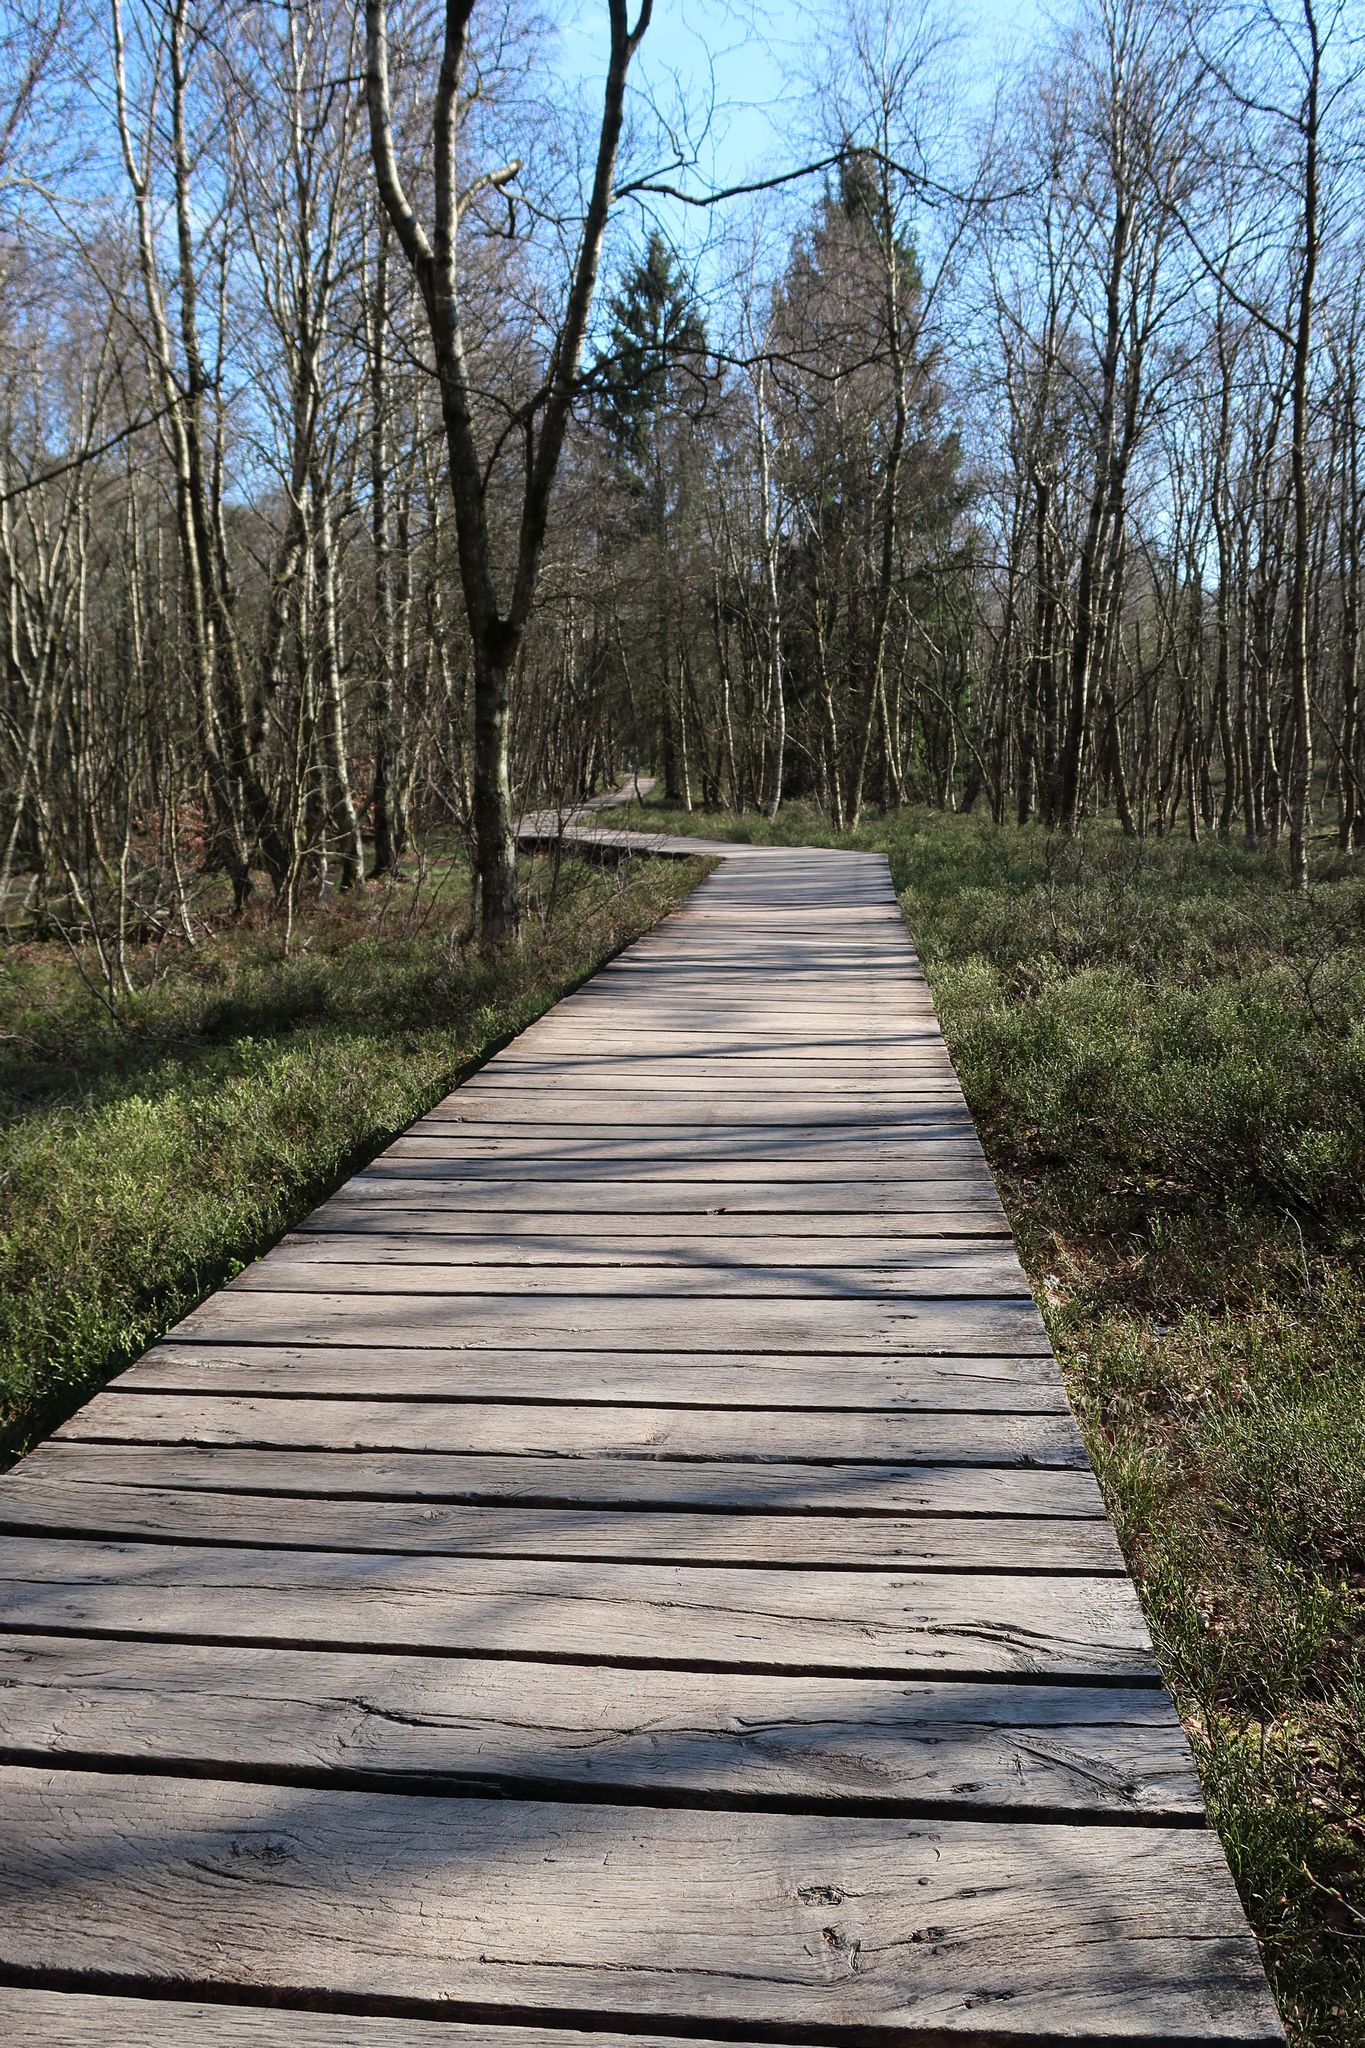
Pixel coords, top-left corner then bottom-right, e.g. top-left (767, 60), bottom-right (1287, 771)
top-left (0, 834), bottom-right (1283, 2044)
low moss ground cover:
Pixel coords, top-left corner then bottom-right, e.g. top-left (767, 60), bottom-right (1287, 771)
top-left (621, 793), bottom-right (1365, 2048)
top-left (0, 851), bottom-right (706, 1462)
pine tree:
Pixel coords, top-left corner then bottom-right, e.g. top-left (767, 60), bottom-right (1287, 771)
top-left (591, 235), bottom-right (711, 801)
top-left (594, 232), bottom-right (708, 467)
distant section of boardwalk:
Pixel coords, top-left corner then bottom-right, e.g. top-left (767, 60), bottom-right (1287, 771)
top-left (0, 807), bottom-right (1282, 2044)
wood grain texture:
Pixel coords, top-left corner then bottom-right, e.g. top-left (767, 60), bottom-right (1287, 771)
top-left (0, 1771), bottom-right (1283, 2040)
top-left (477, 1040), bottom-right (953, 1052)
top-left (369, 1148), bottom-right (996, 1181)
top-left (385, 1134), bottom-right (990, 1167)
top-left (0, 1478), bottom-right (1122, 1570)
top-left (531, 1000), bottom-right (954, 1015)
top-left (3, 1994), bottom-right (803, 2048)
top-left (167, 1291), bottom-right (1052, 1355)
top-left (547, 1011), bottom-right (950, 1030)
top-left (0, 1538), bottom-right (1155, 1676)
top-left (341, 1171), bottom-right (1007, 1213)
top-left (113, 1342), bottom-right (1070, 1411)
top-left (295, 1210), bottom-right (1014, 1242)
top-left (414, 1095), bottom-right (972, 1124)
top-left (56, 1394), bottom-right (1087, 1467)
top-left (468, 1064), bottom-right (962, 1086)
top-left (234, 1246), bottom-right (1032, 1297)
top-left (0, 1635), bottom-right (1198, 1815)
top-left (20, 1440), bottom-right (1110, 1516)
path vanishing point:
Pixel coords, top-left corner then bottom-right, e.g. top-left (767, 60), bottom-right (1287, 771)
top-left (0, 801), bottom-right (1283, 2045)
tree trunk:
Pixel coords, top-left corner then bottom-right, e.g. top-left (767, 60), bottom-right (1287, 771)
top-left (472, 640), bottom-right (518, 942)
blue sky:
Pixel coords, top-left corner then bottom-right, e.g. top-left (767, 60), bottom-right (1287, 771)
top-left (563, 0), bottom-right (1045, 195)
top-left (551, 0), bottom-right (1048, 303)
top-left (548, 0), bottom-right (1053, 338)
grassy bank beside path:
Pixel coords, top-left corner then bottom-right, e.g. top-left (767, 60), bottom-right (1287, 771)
top-left (620, 794), bottom-right (1365, 2048)
top-left (0, 851), bottom-right (707, 1464)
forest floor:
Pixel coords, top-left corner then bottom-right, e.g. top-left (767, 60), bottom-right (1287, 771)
top-left (0, 850), bottom-right (707, 1465)
top-left (617, 792), bottom-right (1365, 2048)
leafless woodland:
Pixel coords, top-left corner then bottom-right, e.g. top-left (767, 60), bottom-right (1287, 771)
top-left (2, 0), bottom-right (1361, 948)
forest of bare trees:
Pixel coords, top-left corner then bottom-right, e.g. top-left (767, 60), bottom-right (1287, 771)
top-left (2, 0), bottom-right (1362, 955)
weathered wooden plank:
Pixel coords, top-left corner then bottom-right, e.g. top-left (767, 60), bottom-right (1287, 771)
top-left (559, 967), bottom-right (933, 984)
top-left (441, 1064), bottom-right (963, 1084)
top-left (572, 944), bottom-right (919, 955)
top-left (170, 1291), bottom-right (1050, 1354)
top-left (417, 1096), bottom-right (970, 1125)
top-left (527, 999), bottom-right (941, 1015)
top-left (597, 969), bottom-right (925, 982)
top-left (471, 1064), bottom-right (962, 1087)
top-left (602, 912), bottom-right (909, 928)
top-left (552, 1017), bottom-right (951, 1033)
top-left (576, 953), bottom-right (920, 964)
top-left (384, 1122), bottom-right (982, 1155)
top-left (343, 1171), bottom-right (1006, 1213)
top-left (589, 975), bottom-right (929, 988)
top-left (623, 923), bottom-right (909, 935)
top-left (593, 912), bottom-right (904, 927)
top-left (0, 1771), bottom-right (1283, 2040)
top-left (298, 1208), bottom-right (1014, 1242)
top-left (0, 1538), bottom-right (1153, 1675)
top-left (592, 973), bottom-right (926, 986)
top-left (508, 1029), bottom-right (948, 1051)
top-left (520, 1036), bottom-right (948, 1055)
top-left (380, 1141), bottom-right (992, 1175)
top-left (113, 1341), bottom-right (1073, 1412)
top-left (617, 960), bottom-right (920, 970)
top-left (509, 1010), bottom-right (937, 1024)
top-left (230, 1252), bottom-right (1032, 1299)
top-left (15, 1440), bottom-right (1112, 1516)
top-left (545, 971), bottom-right (856, 989)
top-left (543, 981), bottom-right (931, 994)
top-left (445, 1054), bottom-right (957, 1070)
top-left (567, 962), bottom-right (929, 982)
top-left (466, 1082), bottom-right (966, 1101)
top-left (520, 1021), bottom-right (944, 1038)
top-left (474, 1078), bottom-right (965, 1095)
top-left (536, 956), bottom-right (924, 971)
top-left (567, 948), bottom-right (922, 960)
top-left (500, 1025), bottom-right (946, 1042)
top-left (506, 1027), bottom-right (936, 1042)
top-left (455, 1092), bottom-right (970, 1111)
top-left (548, 1030), bottom-right (951, 1046)
top-left (0, 1993), bottom-right (805, 2048)
top-left (554, 991), bottom-right (936, 1008)
top-left (546, 919), bottom-right (906, 933)
top-left (606, 947), bottom-right (917, 959)
top-left (496, 1028), bottom-right (949, 1043)
top-left (0, 1635), bottom-right (1198, 1815)
top-left (546, 1013), bottom-right (941, 1028)
top-left (56, 1395), bottom-right (1086, 1467)
top-left (0, 1478), bottom-right (1120, 1570)
top-left (501, 988), bottom-right (933, 1003)
top-left (520, 977), bottom-right (928, 997)
top-left (470, 1084), bottom-right (967, 1103)
top-left (624, 911), bottom-right (908, 927)
top-left (567, 952), bottom-right (918, 963)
